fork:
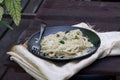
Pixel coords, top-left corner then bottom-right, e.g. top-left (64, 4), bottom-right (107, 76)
top-left (31, 23), bottom-right (46, 55)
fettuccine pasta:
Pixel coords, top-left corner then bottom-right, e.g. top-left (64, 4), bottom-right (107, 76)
top-left (40, 29), bottom-right (93, 58)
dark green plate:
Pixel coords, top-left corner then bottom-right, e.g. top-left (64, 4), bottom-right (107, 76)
top-left (27, 26), bottom-right (101, 61)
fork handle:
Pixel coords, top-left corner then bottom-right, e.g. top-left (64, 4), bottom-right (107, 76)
top-left (37, 22), bottom-right (46, 43)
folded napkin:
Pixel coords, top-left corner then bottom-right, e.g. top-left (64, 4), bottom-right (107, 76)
top-left (7, 23), bottom-right (120, 80)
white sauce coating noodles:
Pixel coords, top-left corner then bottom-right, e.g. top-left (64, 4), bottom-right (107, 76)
top-left (40, 29), bottom-right (93, 58)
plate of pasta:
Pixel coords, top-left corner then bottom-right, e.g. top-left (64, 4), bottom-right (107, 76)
top-left (27, 26), bottom-right (101, 61)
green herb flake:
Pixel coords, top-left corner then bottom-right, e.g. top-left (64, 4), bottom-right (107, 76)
top-left (65, 31), bottom-right (69, 34)
top-left (74, 35), bottom-right (79, 39)
top-left (59, 40), bottom-right (65, 44)
top-left (56, 34), bottom-right (60, 37)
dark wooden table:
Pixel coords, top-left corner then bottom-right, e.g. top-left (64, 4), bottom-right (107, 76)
top-left (1, 0), bottom-right (120, 80)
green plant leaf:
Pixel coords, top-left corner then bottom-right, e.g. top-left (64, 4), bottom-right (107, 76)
top-left (0, 6), bottom-right (4, 21)
top-left (0, 0), bottom-right (3, 3)
top-left (5, 0), bottom-right (21, 26)
top-left (0, 20), bottom-right (13, 30)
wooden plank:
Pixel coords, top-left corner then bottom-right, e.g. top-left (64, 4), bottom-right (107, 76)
top-left (37, 2), bottom-right (120, 22)
top-left (1, 0), bottom-right (44, 80)
top-left (36, 0), bottom-right (120, 32)
top-left (0, 0), bottom-right (31, 78)
top-left (17, 19), bottom-right (43, 43)
top-left (0, 19), bottom-right (32, 57)
top-left (24, 0), bottom-right (44, 13)
top-left (79, 56), bottom-right (120, 75)
top-left (39, 1), bottom-right (120, 9)
top-left (34, 19), bottom-right (120, 31)
top-left (0, 24), bottom-right (8, 39)
top-left (0, 19), bottom-right (32, 80)
top-left (2, 68), bottom-right (32, 80)
top-left (0, 20), bottom-right (11, 39)
top-left (3, 13), bottom-right (36, 19)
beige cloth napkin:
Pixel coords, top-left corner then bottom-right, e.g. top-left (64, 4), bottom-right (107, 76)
top-left (7, 23), bottom-right (120, 80)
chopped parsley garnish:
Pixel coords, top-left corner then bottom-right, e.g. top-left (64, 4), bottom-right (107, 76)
top-left (65, 31), bottom-right (69, 34)
top-left (74, 35), bottom-right (79, 39)
top-left (59, 40), bottom-right (65, 44)
top-left (56, 34), bottom-right (60, 37)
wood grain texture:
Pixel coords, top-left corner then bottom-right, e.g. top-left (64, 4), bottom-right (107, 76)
top-left (37, 1), bottom-right (120, 31)
top-left (0, 0), bottom-right (44, 80)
